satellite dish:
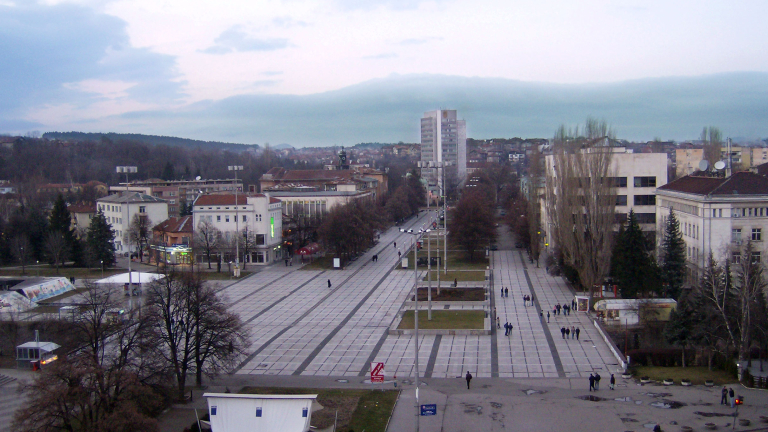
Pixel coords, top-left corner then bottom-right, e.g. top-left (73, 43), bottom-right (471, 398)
top-left (195, 176), bottom-right (202, 180)
top-left (714, 161), bottom-right (726, 170)
top-left (699, 160), bottom-right (710, 171)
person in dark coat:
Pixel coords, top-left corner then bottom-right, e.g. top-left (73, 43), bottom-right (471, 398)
top-left (575, 327), bottom-right (580, 340)
top-left (589, 374), bottom-right (595, 391)
top-left (729, 387), bottom-right (735, 407)
top-left (504, 287), bottom-right (508, 297)
top-left (565, 327), bottom-right (570, 339)
top-left (721, 386), bottom-right (728, 405)
top-left (465, 371), bottom-right (472, 389)
top-left (328, 279), bottom-right (332, 288)
top-left (610, 374), bottom-right (616, 390)
top-left (547, 311), bottom-right (550, 323)
top-left (595, 373), bottom-right (601, 390)
top-left (504, 322), bottom-right (509, 336)
top-left (561, 327), bottom-right (566, 338)
top-left (507, 323), bottom-right (513, 336)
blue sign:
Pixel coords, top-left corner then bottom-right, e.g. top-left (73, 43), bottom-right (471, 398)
top-left (420, 404), bottom-right (437, 416)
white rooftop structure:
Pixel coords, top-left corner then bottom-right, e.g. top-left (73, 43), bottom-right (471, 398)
top-left (203, 393), bottom-right (317, 432)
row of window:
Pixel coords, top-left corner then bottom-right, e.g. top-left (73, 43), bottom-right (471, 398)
top-left (199, 214), bottom-right (262, 223)
top-left (732, 228), bottom-right (762, 242)
top-left (209, 406), bottom-right (309, 418)
top-left (732, 251), bottom-right (761, 264)
top-left (603, 177), bottom-right (657, 188)
top-left (615, 195), bottom-right (656, 206)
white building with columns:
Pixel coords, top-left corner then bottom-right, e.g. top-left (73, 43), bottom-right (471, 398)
top-left (656, 171), bottom-right (768, 284)
top-left (192, 193), bottom-right (283, 265)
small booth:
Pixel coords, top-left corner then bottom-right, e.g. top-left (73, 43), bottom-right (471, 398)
top-left (203, 393), bottom-right (317, 432)
top-left (593, 298), bottom-right (677, 325)
top-left (16, 341), bottom-right (60, 370)
top-left (150, 244), bottom-right (193, 266)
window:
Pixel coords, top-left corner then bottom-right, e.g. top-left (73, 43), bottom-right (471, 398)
top-left (302, 407), bottom-right (308, 418)
top-left (752, 251), bottom-right (762, 264)
top-left (634, 195), bottom-right (656, 206)
top-left (256, 234), bottom-right (266, 245)
top-left (752, 228), bottom-right (762, 241)
top-left (635, 213), bottom-right (656, 224)
top-left (616, 195), bottom-right (627, 206)
top-left (242, 215), bottom-right (247, 222)
top-left (256, 407), bottom-right (262, 417)
top-left (225, 216), bottom-right (230, 222)
top-left (607, 177), bottom-right (627, 187)
top-left (256, 214), bottom-right (262, 222)
top-left (732, 252), bottom-right (741, 263)
top-left (217, 215), bottom-right (221, 222)
top-left (139, 206), bottom-right (146, 213)
top-left (634, 176), bottom-right (656, 187)
top-left (210, 406), bottom-right (217, 416)
top-left (732, 228), bottom-right (742, 242)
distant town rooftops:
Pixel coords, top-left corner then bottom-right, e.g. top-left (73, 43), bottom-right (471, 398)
top-left (658, 171), bottom-right (768, 196)
top-left (68, 202), bottom-right (96, 213)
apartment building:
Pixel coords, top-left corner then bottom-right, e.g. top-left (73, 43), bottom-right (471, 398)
top-left (420, 109), bottom-right (467, 198)
top-left (96, 192), bottom-right (169, 254)
top-left (110, 178), bottom-right (243, 218)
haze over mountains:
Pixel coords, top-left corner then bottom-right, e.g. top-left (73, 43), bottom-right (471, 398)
top-left (9, 72), bottom-right (768, 147)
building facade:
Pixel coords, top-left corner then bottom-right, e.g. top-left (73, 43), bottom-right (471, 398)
top-left (656, 171), bottom-right (768, 284)
top-left (420, 109), bottom-right (467, 198)
top-left (192, 194), bottom-right (283, 265)
top-left (110, 178), bottom-right (243, 218)
top-left (96, 192), bottom-right (169, 254)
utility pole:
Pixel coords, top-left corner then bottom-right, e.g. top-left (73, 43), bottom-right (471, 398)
top-left (228, 165), bottom-right (243, 277)
top-left (116, 166), bottom-right (137, 313)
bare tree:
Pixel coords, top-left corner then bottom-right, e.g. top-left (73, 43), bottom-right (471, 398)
top-left (701, 126), bottom-right (723, 168)
top-left (194, 219), bottom-right (221, 269)
top-left (125, 214), bottom-right (153, 263)
top-left (733, 242), bottom-right (767, 364)
top-left (10, 234), bottom-right (31, 275)
top-left (546, 119), bottom-right (617, 304)
top-left (697, 253), bottom-right (739, 354)
top-left (45, 231), bottom-right (68, 274)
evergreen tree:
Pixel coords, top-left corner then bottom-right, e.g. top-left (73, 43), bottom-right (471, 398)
top-left (610, 210), bottom-right (660, 298)
top-left (48, 194), bottom-right (85, 266)
top-left (663, 294), bottom-right (696, 367)
top-left (86, 210), bottom-right (116, 267)
top-left (660, 209), bottom-right (687, 299)
top-left (162, 162), bottom-right (175, 180)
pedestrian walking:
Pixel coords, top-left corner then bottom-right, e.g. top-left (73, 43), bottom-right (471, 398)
top-left (571, 326), bottom-right (576, 338)
top-left (504, 287), bottom-right (508, 297)
top-left (507, 323), bottom-right (513, 336)
top-left (561, 327), bottom-right (566, 338)
top-left (285, 259), bottom-right (289, 266)
top-left (522, 295), bottom-right (526, 306)
top-left (454, 278), bottom-right (458, 287)
top-left (547, 311), bottom-right (550, 323)
top-left (575, 327), bottom-right (580, 340)
top-left (531, 295), bottom-right (534, 305)
top-left (565, 327), bottom-right (570, 339)
top-left (328, 279), bottom-right (332, 288)
top-left (595, 373), bottom-right (601, 390)
top-left (501, 287), bottom-right (504, 298)
top-left (572, 299), bottom-right (576, 310)
top-left (496, 316), bottom-right (500, 329)
top-left (729, 387), bottom-right (735, 407)
top-left (720, 386), bottom-right (728, 405)
top-left (609, 374), bottom-right (615, 390)
top-left (553, 307), bottom-right (557, 316)
top-left (540, 311), bottom-right (543, 319)
top-left (589, 374), bottom-right (595, 391)
top-left (466, 371), bottom-right (472, 389)
top-left (556, 304), bottom-right (561, 315)
top-left (504, 322), bottom-right (509, 336)
top-left (394, 242), bottom-right (397, 248)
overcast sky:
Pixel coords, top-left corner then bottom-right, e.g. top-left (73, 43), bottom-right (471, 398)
top-left (2, 0), bottom-right (768, 145)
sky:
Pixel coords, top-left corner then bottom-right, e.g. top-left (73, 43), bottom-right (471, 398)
top-left (2, 0), bottom-right (768, 145)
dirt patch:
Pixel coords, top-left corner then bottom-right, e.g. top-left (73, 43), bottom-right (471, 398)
top-left (414, 288), bottom-right (485, 301)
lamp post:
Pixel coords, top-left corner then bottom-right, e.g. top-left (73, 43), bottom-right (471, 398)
top-left (117, 166), bottom-right (137, 312)
top-left (400, 226), bottom-right (429, 432)
top-left (100, 260), bottom-right (104, 279)
top-left (228, 165), bottom-right (243, 276)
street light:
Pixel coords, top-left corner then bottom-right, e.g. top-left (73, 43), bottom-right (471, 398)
top-left (400, 225), bottom-right (429, 432)
top-left (117, 166), bottom-right (137, 312)
top-left (228, 165), bottom-right (243, 276)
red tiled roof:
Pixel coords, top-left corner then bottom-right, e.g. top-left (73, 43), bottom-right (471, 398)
top-left (658, 171), bottom-right (768, 196)
top-left (68, 202), bottom-right (96, 213)
top-left (270, 197), bottom-right (281, 204)
top-left (153, 216), bottom-right (193, 233)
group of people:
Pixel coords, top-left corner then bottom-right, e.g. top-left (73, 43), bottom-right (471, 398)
top-left (560, 326), bottom-right (580, 340)
top-left (499, 287), bottom-right (509, 297)
top-left (522, 294), bottom-right (534, 306)
top-left (553, 303), bottom-right (573, 316)
top-left (589, 373), bottom-right (615, 391)
top-left (721, 386), bottom-right (737, 407)
top-left (503, 321), bottom-right (514, 336)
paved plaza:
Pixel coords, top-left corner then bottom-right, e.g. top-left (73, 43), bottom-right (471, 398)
top-left (224, 215), bottom-right (623, 380)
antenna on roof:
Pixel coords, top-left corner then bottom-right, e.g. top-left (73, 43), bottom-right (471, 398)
top-left (699, 160), bottom-right (709, 171)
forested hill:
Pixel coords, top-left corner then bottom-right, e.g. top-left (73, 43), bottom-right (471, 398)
top-left (42, 132), bottom-right (259, 152)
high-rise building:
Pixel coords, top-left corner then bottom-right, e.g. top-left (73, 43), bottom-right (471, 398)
top-left (420, 109), bottom-right (467, 198)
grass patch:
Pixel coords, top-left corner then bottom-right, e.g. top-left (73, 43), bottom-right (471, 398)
top-left (299, 254), bottom-right (336, 270)
top-left (410, 248), bottom-right (489, 270)
top-left (630, 366), bottom-right (736, 385)
top-left (415, 287), bottom-right (485, 301)
top-left (422, 270), bottom-right (486, 282)
top-left (240, 387), bottom-right (398, 432)
top-left (398, 310), bottom-right (485, 329)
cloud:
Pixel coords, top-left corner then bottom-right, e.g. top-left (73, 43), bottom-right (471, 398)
top-left (272, 16), bottom-right (308, 28)
top-left (0, 2), bottom-right (183, 119)
top-left (333, 0), bottom-right (446, 11)
top-left (398, 37), bottom-right (443, 45)
top-left (261, 71), bottom-right (283, 77)
top-left (102, 72), bottom-right (768, 146)
top-left (363, 53), bottom-right (398, 60)
top-left (202, 27), bottom-right (291, 54)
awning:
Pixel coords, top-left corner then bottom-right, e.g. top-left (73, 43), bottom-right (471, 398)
top-left (94, 272), bottom-right (165, 285)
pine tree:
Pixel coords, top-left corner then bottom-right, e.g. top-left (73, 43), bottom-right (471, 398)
top-left (610, 210), bottom-right (660, 298)
top-left (86, 210), bottom-right (116, 267)
top-left (660, 209), bottom-right (687, 299)
top-left (663, 294), bottom-right (696, 367)
top-left (48, 194), bottom-right (84, 266)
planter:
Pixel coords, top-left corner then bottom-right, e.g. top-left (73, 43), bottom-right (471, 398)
top-left (680, 426), bottom-right (693, 432)
top-left (621, 373), bottom-right (632, 379)
top-left (640, 376), bottom-right (651, 384)
top-left (663, 378), bottom-right (675, 386)
top-left (738, 419), bottom-right (750, 426)
top-left (681, 379), bottom-right (692, 386)
top-left (704, 422), bottom-right (717, 430)
top-left (704, 380), bottom-right (715, 387)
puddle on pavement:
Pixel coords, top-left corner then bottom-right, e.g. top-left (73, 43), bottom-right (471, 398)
top-left (461, 403), bottom-right (483, 415)
top-left (577, 395), bottom-right (608, 402)
top-left (643, 392), bottom-right (672, 398)
top-left (650, 400), bottom-right (686, 409)
top-left (523, 389), bottom-right (547, 396)
top-left (694, 411), bottom-right (735, 417)
top-left (490, 402), bottom-right (503, 409)
top-left (643, 423), bottom-right (659, 429)
top-left (621, 418), bottom-right (639, 423)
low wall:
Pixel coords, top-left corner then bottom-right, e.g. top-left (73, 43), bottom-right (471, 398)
top-left (592, 317), bottom-right (628, 370)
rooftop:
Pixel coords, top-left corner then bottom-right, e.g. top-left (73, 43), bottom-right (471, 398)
top-left (658, 171), bottom-right (768, 196)
top-left (98, 192), bottom-right (167, 204)
top-left (153, 216), bottom-right (193, 233)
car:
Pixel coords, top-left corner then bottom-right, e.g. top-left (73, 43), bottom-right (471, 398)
top-left (514, 242), bottom-right (523, 248)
